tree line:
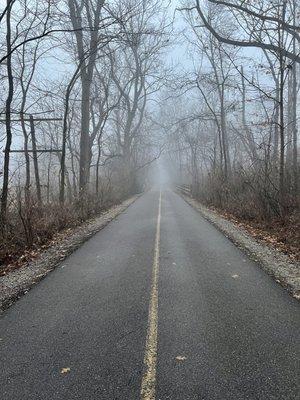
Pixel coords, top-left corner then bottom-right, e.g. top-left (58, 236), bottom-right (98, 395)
top-left (164, 0), bottom-right (299, 228)
top-left (0, 0), bottom-right (167, 263)
top-left (1, 0), bottom-right (299, 265)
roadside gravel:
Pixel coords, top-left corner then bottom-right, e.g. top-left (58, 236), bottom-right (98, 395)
top-left (0, 195), bottom-right (140, 313)
top-left (180, 193), bottom-right (300, 300)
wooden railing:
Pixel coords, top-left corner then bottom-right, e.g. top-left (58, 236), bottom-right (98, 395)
top-left (175, 184), bottom-right (191, 196)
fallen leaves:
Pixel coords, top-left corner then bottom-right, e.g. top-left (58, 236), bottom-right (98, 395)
top-left (60, 367), bottom-right (71, 374)
top-left (209, 207), bottom-right (300, 262)
top-left (176, 355), bottom-right (187, 362)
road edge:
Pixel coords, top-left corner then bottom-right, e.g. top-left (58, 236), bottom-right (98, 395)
top-left (0, 194), bottom-right (141, 313)
top-left (178, 191), bottom-right (300, 301)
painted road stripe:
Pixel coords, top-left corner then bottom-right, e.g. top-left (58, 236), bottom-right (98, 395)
top-left (140, 191), bottom-right (162, 400)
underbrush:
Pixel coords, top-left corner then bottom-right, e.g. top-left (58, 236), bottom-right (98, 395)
top-left (209, 206), bottom-right (300, 261)
top-left (190, 168), bottom-right (300, 260)
top-left (0, 190), bottom-right (130, 271)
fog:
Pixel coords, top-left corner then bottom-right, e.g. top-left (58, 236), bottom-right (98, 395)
top-left (147, 158), bottom-right (173, 189)
top-left (0, 3), bottom-right (299, 396)
top-left (0, 0), bottom-right (299, 257)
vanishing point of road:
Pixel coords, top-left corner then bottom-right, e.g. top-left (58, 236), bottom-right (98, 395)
top-left (1, 189), bottom-right (299, 399)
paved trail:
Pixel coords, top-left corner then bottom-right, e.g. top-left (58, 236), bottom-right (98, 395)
top-left (1, 189), bottom-right (299, 400)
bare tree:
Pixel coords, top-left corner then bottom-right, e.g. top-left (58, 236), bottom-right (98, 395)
top-left (192, 0), bottom-right (300, 62)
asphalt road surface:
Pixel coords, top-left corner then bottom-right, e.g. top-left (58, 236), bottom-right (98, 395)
top-left (1, 189), bottom-right (299, 400)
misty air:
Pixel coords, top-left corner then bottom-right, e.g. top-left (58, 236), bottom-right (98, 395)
top-left (0, 1), bottom-right (299, 399)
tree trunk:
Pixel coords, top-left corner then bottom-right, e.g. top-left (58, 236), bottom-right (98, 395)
top-left (30, 115), bottom-right (42, 205)
top-left (278, 53), bottom-right (285, 207)
top-left (20, 113), bottom-right (31, 206)
top-left (278, 3), bottom-right (287, 208)
top-left (0, 1), bottom-right (14, 228)
top-left (60, 97), bottom-right (69, 204)
top-left (273, 85), bottom-right (280, 161)
top-left (241, 66), bottom-right (257, 162)
top-left (95, 136), bottom-right (101, 197)
top-left (292, 63), bottom-right (298, 194)
top-left (291, 1), bottom-right (298, 194)
top-left (79, 77), bottom-right (92, 198)
top-left (60, 65), bottom-right (80, 204)
top-left (220, 85), bottom-right (230, 179)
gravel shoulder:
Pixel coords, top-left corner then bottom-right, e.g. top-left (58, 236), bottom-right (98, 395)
top-left (0, 195), bottom-right (140, 313)
top-left (179, 192), bottom-right (300, 300)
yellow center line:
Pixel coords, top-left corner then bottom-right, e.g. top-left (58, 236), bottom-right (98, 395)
top-left (140, 190), bottom-right (162, 400)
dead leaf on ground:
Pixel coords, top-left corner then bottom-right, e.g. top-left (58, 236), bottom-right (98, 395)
top-left (176, 355), bottom-right (187, 361)
top-left (60, 367), bottom-right (71, 374)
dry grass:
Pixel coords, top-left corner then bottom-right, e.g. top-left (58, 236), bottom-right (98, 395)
top-left (0, 192), bottom-right (127, 272)
top-left (192, 167), bottom-right (300, 260)
top-left (211, 207), bottom-right (300, 261)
